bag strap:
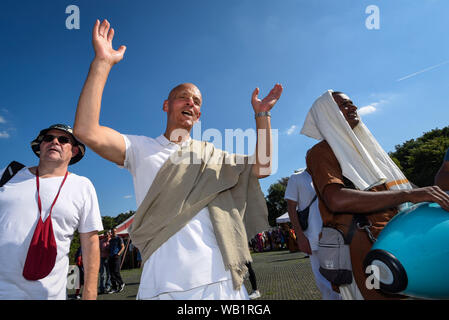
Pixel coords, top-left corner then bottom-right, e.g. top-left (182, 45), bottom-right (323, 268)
top-left (0, 161), bottom-right (25, 187)
top-left (305, 194), bottom-right (317, 211)
top-left (308, 194), bottom-right (318, 208)
top-left (344, 214), bottom-right (373, 245)
top-left (341, 176), bottom-right (377, 245)
top-left (297, 194), bottom-right (317, 214)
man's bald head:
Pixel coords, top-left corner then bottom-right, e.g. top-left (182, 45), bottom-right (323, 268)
top-left (167, 83), bottom-right (202, 104)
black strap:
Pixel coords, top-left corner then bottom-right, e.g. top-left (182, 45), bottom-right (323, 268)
top-left (344, 214), bottom-right (371, 245)
top-left (296, 194), bottom-right (317, 217)
top-left (340, 176), bottom-right (373, 245)
top-left (306, 194), bottom-right (317, 209)
top-left (0, 161), bottom-right (25, 187)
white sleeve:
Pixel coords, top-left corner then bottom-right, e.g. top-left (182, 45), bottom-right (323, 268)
top-left (78, 178), bottom-right (104, 233)
top-left (284, 175), bottom-right (299, 202)
top-left (120, 134), bottom-right (136, 175)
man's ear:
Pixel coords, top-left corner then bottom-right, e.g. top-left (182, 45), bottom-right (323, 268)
top-left (71, 145), bottom-right (80, 158)
top-left (163, 100), bottom-right (169, 112)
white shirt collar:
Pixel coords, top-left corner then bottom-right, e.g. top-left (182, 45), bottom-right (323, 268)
top-left (156, 134), bottom-right (192, 147)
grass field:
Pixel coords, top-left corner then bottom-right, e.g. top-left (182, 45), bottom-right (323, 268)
top-left (69, 250), bottom-right (321, 300)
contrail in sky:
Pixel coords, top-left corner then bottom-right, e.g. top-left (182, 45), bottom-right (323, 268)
top-left (396, 60), bottom-right (449, 82)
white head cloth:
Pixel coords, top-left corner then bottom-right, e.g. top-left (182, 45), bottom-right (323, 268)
top-left (301, 90), bottom-right (412, 197)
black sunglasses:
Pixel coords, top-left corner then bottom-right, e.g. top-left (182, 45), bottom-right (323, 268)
top-left (42, 134), bottom-right (73, 145)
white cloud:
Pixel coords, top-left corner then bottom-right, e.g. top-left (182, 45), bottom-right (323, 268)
top-left (123, 195), bottom-right (133, 199)
top-left (358, 98), bottom-right (390, 116)
top-left (0, 131), bottom-right (10, 139)
top-left (358, 105), bottom-right (377, 115)
top-left (0, 116), bottom-right (5, 124)
top-left (286, 125), bottom-right (298, 136)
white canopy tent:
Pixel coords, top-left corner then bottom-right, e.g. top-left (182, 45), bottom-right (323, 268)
top-left (276, 212), bottom-right (290, 224)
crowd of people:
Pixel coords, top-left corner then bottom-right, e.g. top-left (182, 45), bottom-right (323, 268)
top-left (249, 226), bottom-right (300, 253)
top-left (0, 18), bottom-right (448, 301)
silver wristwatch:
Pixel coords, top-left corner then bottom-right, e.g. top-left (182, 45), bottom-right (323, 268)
top-left (255, 111), bottom-right (271, 118)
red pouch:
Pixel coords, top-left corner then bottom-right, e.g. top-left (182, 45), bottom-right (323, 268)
top-left (22, 217), bottom-right (57, 281)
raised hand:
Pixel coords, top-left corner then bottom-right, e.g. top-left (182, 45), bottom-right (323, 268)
top-left (92, 19), bottom-right (126, 67)
top-left (251, 83), bottom-right (283, 113)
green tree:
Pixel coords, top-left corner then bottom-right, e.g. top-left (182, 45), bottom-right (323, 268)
top-left (389, 126), bottom-right (449, 187)
top-left (69, 231), bottom-right (80, 264)
top-left (113, 210), bottom-right (135, 226)
top-left (101, 216), bottom-right (115, 232)
top-left (266, 177), bottom-right (289, 226)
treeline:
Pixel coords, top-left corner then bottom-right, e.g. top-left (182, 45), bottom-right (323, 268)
top-left (266, 126), bottom-right (449, 226)
top-left (389, 126), bottom-right (449, 187)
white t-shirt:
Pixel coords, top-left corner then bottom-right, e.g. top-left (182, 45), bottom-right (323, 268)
top-left (122, 134), bottom-right (232, 299)
top-left (0, 167), bottom-right (103, 300)
top-left (284, 170), bottom-right (322, 251)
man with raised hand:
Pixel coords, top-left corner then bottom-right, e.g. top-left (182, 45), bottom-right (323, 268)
top-left (0, 124), bottom-right (103, 300)
top-left (74, 19), bottom-right (282, 300)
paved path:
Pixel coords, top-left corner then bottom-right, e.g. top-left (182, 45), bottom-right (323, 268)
top-left (87, 250), bottom-right (321, 300)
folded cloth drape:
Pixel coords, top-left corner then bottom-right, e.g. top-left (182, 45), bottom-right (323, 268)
top-left (301, 90), bottom-right (412, 206)
top-left (129, 140), bottom-right (269, 290)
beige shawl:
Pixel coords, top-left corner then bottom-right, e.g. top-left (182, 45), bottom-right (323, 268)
top-left (128, 139), bottom-right (269, 290)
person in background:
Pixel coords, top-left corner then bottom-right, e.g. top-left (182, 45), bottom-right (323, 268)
top-left (108, 228), bottom-right (125, 293)
top-left (246, 262), bottom-right (261, 299)
top-left (74, 247), bottom-right (84, 299)
top-left (99, 230), bottom-right (112, 294)
top-left (285, 169), bottom-right (341, 300)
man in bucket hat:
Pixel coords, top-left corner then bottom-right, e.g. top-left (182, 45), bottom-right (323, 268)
top-left (0, 124), bottom-right (103, 300)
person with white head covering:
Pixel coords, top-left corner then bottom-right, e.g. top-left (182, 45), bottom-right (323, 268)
top-left (302, 90), bottom-right (449, 300)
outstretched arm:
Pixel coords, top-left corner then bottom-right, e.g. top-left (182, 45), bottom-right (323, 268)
top-left (74, 19), bottom-right (127, 165)
top-left (251, 84), bottom-right (283, 178)
top-left (323, 183), bottom-right (449, 213)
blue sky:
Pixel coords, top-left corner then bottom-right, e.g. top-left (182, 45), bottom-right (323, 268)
top-left (1, 0), bottom-right (448, 217)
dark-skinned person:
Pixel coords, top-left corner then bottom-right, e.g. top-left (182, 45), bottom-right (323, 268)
top-left (301, 90), bottom-right (449, 300)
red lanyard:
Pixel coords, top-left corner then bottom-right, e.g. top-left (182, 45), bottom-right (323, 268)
top-left (36, 168), bottom-right (68, 219)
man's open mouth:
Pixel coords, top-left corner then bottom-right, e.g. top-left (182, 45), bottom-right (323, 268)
top-left (182, 110), bottom-right (193, 117)
top-left (48, 147), bottom-right (61, 153)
